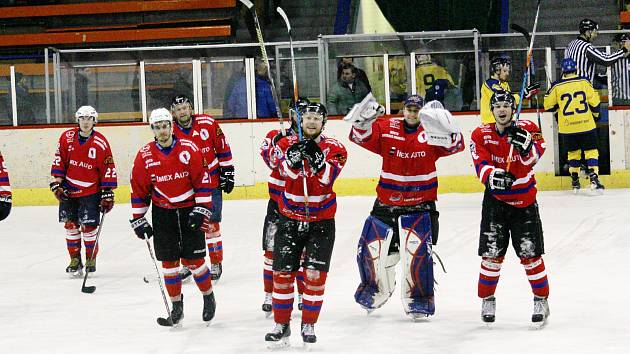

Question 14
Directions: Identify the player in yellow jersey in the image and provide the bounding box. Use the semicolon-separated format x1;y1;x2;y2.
480;56;539;124
544;58;603;192
415;53;455;99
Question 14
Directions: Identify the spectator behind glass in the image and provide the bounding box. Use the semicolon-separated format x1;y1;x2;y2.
327;63;369;115
337;57;372;92
14;72;35;124
611;33;630;105
224;61;278;119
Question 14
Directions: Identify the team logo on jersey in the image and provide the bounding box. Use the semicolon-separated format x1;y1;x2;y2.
335;153;346;165
202;157;208;168
531;132;543;141
216;126;224;137
179;151;191;164
417;131;427;143
470;142;479;160
65;131;76;138
389;192;402;202
200;129;209;141
103;155;114;165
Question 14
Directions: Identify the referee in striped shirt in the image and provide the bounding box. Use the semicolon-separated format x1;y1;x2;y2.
565;19;630;83
612;33;630;105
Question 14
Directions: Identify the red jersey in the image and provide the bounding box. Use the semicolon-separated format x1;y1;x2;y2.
269;135;347;222
0;152;10;200
350;118;464;206
470;120;546;207
130;136;213;219
173;114;233;189
51;128;117;198
260;128;296;202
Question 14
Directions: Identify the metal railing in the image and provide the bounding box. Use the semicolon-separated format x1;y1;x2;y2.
0;29;628;126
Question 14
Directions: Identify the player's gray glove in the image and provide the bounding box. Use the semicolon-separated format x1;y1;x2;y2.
343;93;385;130
487;168;515;191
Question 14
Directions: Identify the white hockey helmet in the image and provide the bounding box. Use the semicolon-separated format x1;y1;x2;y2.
75;105;98;123
149;108;173;126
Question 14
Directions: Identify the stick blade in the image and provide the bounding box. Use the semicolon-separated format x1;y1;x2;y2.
238;0;254;9
81;285;96;294
510;23;531;41
276;7;291;31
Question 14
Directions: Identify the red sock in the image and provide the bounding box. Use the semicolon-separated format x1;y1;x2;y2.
478;257;503;298
182;258;212;293
64;221;81;257
302;270;327;324
263;251;273;294
273;271;296;324
206;222;223;264
81;225;99;260
521;256;549;298
296;266;305;295
162;260;182;298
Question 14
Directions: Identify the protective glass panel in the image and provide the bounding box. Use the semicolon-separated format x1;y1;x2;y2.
277;45;320;110
0;74;11;126
145;62;193;114
202;59;246;119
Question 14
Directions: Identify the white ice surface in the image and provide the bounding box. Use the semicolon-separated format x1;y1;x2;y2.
1;190;629;354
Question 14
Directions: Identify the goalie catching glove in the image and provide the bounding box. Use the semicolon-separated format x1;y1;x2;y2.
343;92;385;130
419;100;461;147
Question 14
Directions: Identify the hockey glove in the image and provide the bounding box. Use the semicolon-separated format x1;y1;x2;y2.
506;125;533;155
219;166;235;194
49;181;69;202
487;168;516;191
0;195;11;221
188;206;212;232
301;139;326;173
524;83;541;99
130;216;153;240
344;93;384;130
285;143;304;169
100;189;115;213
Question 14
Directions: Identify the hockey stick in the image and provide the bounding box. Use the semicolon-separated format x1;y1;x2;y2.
507;0;541;172
239;0;285;133
511;22;542;130
144;235;173;326
277;6;310;219
81;211;106;294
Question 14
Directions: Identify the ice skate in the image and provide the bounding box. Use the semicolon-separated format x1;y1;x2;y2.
157;295;184;327
210;263;222;282
481;296;496;324
405;296;435;320
179;266;192;282
588;171;604;195
262;292;273;318
570;173;580;194
66;257;83;277
202;292;216;324
300;322;316;346
85;258;96;273
531;296;550;328
265;323;291;349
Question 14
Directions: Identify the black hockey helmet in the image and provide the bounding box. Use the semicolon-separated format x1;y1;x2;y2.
579;18;599;34
490;56;511;74
170;95;192;110
614;33;630;43
289;96;311;112
490;90;515;110
301;102;328;124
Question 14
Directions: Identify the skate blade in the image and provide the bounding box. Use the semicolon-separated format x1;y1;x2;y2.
68;269;84;278
530;320;548;330
301;342;314;351
407;313;432;322
204;320;212;327
264;310;273;319
266;338;291;350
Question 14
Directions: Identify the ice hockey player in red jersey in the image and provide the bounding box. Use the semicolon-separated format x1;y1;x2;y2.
262;102;347;347
470;90;550;326
259;98;309;317
0;150;11;221
50;106;117;276
130;108;216;326
346;93;464;320
170;95;234;282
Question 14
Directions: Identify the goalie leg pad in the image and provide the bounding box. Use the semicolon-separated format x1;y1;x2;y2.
399;212;435;316
354;215;397;310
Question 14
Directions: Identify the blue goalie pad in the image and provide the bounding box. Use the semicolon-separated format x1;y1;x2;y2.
354;216;396;310
399;212;435;316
